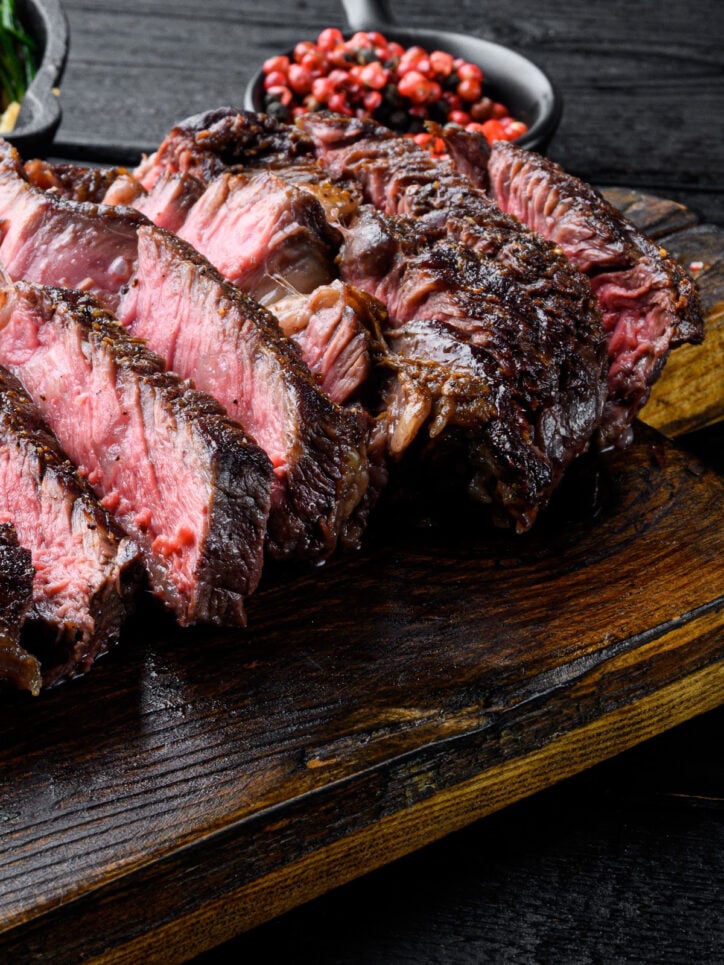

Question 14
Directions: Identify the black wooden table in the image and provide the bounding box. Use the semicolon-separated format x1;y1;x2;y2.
52;1;723;962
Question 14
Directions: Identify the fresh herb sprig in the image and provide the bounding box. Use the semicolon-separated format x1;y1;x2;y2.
0;0;36;108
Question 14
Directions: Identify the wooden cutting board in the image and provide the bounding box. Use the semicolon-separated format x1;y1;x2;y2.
0;194;722;964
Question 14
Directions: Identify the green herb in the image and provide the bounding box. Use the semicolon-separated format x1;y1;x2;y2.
0;0;36;108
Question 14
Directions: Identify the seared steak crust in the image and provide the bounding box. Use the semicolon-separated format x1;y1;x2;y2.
135;107;311;189
298;114;603;375
486;141;705;446
340;206;604;530
0;283;273;626
0;522;41;695
24;159;125;203
0;366;141;684
121;227;370;559
0;138;369;561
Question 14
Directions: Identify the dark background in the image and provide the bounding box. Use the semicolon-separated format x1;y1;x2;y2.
54;1;723;961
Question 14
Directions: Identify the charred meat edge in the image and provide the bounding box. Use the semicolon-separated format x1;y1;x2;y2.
0;139;370;561
0;282;273;626
0;365;142;686
484;140;705;446
0;521;40;695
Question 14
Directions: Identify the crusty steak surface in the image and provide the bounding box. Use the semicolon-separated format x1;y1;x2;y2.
339;205;606;530
0;138;370;561
0;366;141;685
0;521;41;695
118;227;370;558
485;141;705;447
0;283;272;626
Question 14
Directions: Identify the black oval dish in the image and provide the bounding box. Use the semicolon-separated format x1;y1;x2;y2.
5;0;68;156
244;0;562;152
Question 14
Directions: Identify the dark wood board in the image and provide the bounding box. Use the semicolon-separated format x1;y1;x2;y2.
0;418;722;962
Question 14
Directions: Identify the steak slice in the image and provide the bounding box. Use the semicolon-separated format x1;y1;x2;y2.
0;138;370;561
299;114;603;386
265;281;372;404
0;283;272;626
134;107;313;190
485;141;705;447
24;158;125;203
119;227;370;558
0;522;41;695
0;366;140;685
132;141;372;404
174;169;339;304
108;169;205;233
108;167;370;406
0;142;141;315
25;158;367;402
339;206;605;531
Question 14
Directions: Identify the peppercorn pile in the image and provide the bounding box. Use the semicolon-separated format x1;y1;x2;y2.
261;28;528;150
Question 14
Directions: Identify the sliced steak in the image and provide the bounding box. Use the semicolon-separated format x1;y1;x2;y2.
0;522;41;695
340;206;605;530
174;168;339;303
134;107;312;190
108;169;205;233
24;158;125;203
25;157;369;403
119;227;370;557
118;167;370;405
0;283;272;625
142;111;606;527
0;141;141;314
133;107;362;225
0;139;370;561
0;366;140;685
485;141;705;447
299;114;604;390
269;281;372;404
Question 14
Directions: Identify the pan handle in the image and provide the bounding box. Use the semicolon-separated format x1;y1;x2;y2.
340;0;397;31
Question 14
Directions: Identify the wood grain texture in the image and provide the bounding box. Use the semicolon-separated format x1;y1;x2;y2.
195;706;723;965
0;425;722;961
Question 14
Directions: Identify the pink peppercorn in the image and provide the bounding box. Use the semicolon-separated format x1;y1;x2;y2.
259;27;529;146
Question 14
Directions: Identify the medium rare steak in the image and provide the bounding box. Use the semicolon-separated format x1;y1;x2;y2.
0;366;140;684
119;227;370;557
26;113;375;407
110;169;205;233
133;107;361;225
0;142;141;315
103;165;371;407
340;206;606;530
134;136;373;404
0;522;41;695
134;110;607;528
0;283;273;626
299;114;604;393
0;139;370;561
485;141;704;447
272;281;373;404
174;169;339;303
